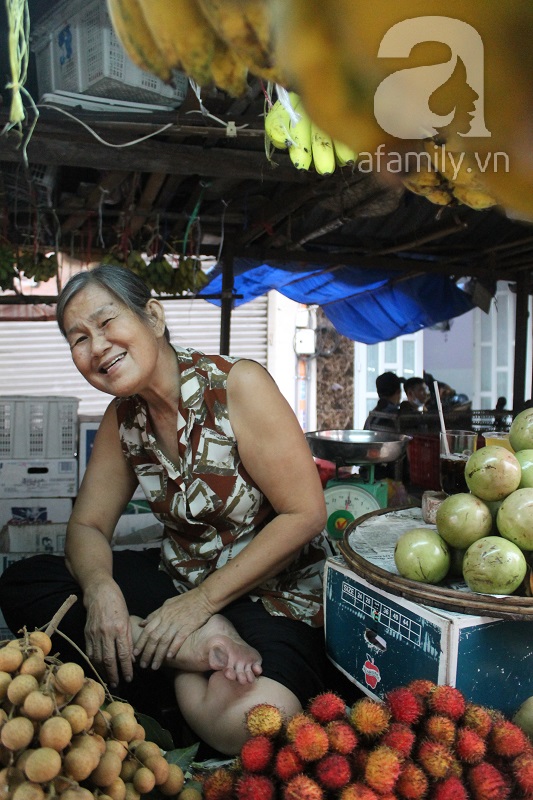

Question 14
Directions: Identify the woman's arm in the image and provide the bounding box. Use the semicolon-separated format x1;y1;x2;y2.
66;402;138;686
134;360;327;667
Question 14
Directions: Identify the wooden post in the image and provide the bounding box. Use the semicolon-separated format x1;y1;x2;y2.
513;273;529;412
219;246;234;355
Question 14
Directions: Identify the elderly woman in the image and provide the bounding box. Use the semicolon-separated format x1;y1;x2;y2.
0;265;329;755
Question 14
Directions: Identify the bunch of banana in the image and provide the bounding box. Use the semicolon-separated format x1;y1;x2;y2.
264;98;294;151
401;161;454;207
425;140;499;211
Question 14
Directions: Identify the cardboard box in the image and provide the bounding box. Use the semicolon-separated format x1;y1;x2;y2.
0;498;72;528
325;557;533;718
0;524;67;554
79;418;143;499
0;460;78;498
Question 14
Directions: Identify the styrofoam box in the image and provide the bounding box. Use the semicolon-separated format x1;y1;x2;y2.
325;557;533;718
0;460;78;498
0;395;79;459
0;524;67;554
30;0;188;107
79;417;143;500
0;498;72;528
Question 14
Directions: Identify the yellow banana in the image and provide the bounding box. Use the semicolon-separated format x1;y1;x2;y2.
401;164;442;197
424;187;455;207
210;38;249;97
196;0;271;75
137;0;216;86
333;139;357;168
452;185;499;210
106;0;171;82
311;123;336;175
264;99;294;150
288;93;313;171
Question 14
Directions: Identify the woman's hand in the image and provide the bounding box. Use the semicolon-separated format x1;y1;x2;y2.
133;587;213;670
84;581;133;688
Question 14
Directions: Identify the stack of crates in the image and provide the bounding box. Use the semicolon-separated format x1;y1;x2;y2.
0;396;79;637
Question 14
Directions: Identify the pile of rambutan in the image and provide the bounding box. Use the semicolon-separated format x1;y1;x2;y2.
200;682;533;800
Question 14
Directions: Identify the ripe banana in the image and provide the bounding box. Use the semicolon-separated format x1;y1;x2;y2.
210;38;249;97
136;0;216;86
264;99;294;150
333;139;357;168
106;0;171;82
452;185;498;210
196;0;271;75
288;93;313;170
311;123;336;175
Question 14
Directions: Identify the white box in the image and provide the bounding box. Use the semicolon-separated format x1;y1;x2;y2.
0;524;67;554
0;395;79;459
78;418;143;500
31;0;188;107
0;460;78;498
0;498;72;528
325;557;533;719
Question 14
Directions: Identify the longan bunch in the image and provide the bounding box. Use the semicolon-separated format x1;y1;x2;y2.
0;631;185;800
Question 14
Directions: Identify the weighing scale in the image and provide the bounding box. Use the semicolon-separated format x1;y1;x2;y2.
306;430;412;547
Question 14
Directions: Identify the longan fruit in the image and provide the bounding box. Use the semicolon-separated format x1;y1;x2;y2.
74;680;104;717
0;709;8;730
131;741;161;763
105;702;134;719
105;740;128;762
123;782;140;800
111;713;137;743
63;748;99;782
1;717;35;751
142;755;169;786
0;767;24;800
92;709;112;738
71;733;103;761
39;716;72;751
132;724;145;742
0;672;11;701
132;767;155;795
90;751;123;788
19;655;46;681
119;760;137;783
7;675;39;706
0;646;23;673
57;788;94;800
12;780;45;800
14;751;35;774
61;704;88;735
104;777;126;800
22;690;54;721
27;632;52;657
177;788;201;800
54;664;85;697
159;764;185;797
24;747;62;783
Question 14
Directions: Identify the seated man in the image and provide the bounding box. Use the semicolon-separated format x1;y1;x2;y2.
364;371;403;428
400;377;431;414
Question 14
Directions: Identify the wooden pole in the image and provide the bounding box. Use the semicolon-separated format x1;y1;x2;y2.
513;273;529;412
219;246;234;355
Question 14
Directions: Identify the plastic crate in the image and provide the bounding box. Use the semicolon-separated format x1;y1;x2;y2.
30;0;188;107
0;396;79;459
407;433;441;491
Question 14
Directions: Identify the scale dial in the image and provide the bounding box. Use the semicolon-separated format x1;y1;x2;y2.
323;484;380;540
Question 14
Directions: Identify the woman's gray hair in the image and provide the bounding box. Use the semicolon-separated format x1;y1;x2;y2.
56;264;170;341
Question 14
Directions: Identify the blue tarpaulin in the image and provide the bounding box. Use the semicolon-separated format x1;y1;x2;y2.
199;259;476;344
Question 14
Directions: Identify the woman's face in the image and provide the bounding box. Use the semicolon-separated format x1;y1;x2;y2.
63;284;163;396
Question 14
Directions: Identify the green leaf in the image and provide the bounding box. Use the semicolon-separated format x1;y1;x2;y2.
135;712;175;751
165;742;200;770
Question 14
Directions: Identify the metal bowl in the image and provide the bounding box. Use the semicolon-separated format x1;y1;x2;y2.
306;429;412;465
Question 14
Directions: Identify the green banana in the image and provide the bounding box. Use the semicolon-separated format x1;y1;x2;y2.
264;99;294;150
311;123;336;175
288;92;313;171
333;138;358;168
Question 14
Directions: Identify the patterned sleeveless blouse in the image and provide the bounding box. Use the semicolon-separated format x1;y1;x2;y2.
114;345;328;627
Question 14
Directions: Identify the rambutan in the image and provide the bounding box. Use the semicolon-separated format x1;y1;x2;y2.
424;714;457;746
202;768;235;800
245;703;283;738
428;685;466;720
285;712;314;742
315;753;351;790
339;782;379;800
407;678;436;699
350;697;391;738
236;773;275;800
386;687;424;725
467;761;511;800
417;739;455;780
512;751;533;794
352;745;370;777
364;745;402;794
308;691;346;723
455;726;486;764
395;760;429;800
283;774;324;800
239;735;273;773
490;719;530;758
463;704;494;739
274;744;304;782
382;722;416;758
293;721;330;762
432;776;469;800
326;719;358;754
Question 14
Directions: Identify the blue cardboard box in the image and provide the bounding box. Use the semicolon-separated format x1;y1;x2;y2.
325;557;533;718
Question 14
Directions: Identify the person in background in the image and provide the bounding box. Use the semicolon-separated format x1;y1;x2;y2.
495;396;507;412
366;371;403;417
0;264;329;757
399;377;431;414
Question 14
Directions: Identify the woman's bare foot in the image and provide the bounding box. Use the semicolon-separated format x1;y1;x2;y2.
130;614;262;684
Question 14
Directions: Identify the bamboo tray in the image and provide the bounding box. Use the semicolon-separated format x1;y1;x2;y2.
338;505;533;621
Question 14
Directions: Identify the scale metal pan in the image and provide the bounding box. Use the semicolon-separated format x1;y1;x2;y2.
305;429;412;465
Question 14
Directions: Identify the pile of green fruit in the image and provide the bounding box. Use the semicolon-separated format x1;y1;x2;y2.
395;407;533;595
